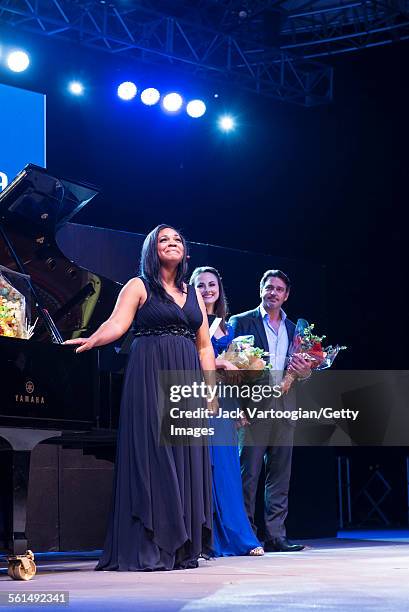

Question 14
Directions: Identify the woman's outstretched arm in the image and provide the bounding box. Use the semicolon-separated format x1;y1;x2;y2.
64;277;146;353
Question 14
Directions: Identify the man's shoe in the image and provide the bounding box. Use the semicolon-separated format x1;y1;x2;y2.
264;537;305;552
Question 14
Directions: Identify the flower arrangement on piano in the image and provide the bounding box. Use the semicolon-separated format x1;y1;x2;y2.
0;271;36;339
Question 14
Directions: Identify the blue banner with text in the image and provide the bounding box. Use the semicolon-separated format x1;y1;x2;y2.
0;83;46;192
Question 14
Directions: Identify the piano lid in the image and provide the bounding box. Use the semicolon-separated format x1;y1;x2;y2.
0;165;120;343
0;164;99;233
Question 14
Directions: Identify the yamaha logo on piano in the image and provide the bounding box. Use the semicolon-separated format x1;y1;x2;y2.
15;380;46;405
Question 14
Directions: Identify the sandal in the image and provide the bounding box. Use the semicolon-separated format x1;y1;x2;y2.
248;546;264;556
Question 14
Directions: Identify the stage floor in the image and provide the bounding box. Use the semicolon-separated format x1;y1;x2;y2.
1;537;409;611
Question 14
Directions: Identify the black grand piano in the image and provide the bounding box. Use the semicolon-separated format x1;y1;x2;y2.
0;165;124;574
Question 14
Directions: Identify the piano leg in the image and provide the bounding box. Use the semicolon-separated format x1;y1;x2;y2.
5;453;37;579
0;428;61;555
9;450;31;555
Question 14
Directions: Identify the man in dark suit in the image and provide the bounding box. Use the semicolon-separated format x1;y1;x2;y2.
229;269;311;552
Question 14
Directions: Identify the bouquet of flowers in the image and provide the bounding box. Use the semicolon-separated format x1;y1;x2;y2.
219;335;271;378
0;271;36;339
281;319;346;394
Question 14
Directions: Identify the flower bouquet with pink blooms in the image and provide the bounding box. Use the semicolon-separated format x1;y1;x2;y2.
281;319;346;394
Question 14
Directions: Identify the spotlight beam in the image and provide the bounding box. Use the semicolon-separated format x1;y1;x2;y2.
117;81;137;100
186;99;206;118
218;115;235;132
162;92;183;112
7;50;30;72
141;88;160;106
68;81;84;95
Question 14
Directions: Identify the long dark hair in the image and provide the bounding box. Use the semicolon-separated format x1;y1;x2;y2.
189;266;228;333
139;224;189;303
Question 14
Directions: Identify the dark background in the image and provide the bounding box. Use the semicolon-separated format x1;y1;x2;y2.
0;25;407;368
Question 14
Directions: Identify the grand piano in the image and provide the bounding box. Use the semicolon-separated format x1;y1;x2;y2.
0;165;124;573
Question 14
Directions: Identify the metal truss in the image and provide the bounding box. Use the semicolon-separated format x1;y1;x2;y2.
199;1;409;57
280;0;409;58
0;0;332;106
0;1;407;105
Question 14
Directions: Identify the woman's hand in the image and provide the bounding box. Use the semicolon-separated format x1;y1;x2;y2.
63;337;96;353
215;358;238;370
215;359;242;385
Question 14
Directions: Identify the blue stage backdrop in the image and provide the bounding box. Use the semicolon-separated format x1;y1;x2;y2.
0;83;46;192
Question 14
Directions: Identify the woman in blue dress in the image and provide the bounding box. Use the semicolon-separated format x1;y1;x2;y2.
190;266;264;557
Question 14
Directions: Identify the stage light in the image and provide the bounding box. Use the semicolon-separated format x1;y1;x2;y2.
7;50;30;73
218;115;235;132
141;88;160;106
68;81;84;96
117;81;137;101
186;99;206;118
162;93;183;113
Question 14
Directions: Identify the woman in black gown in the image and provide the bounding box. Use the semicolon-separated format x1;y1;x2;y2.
64;225;215;571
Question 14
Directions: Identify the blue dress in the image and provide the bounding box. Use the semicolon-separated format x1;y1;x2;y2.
209;318;261;556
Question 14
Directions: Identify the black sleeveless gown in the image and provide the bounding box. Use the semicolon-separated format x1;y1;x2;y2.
95;279;213;571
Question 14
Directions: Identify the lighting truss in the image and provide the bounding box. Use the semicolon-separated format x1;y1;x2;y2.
0;0;332;106
280;0;409;58
0;1;407;105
